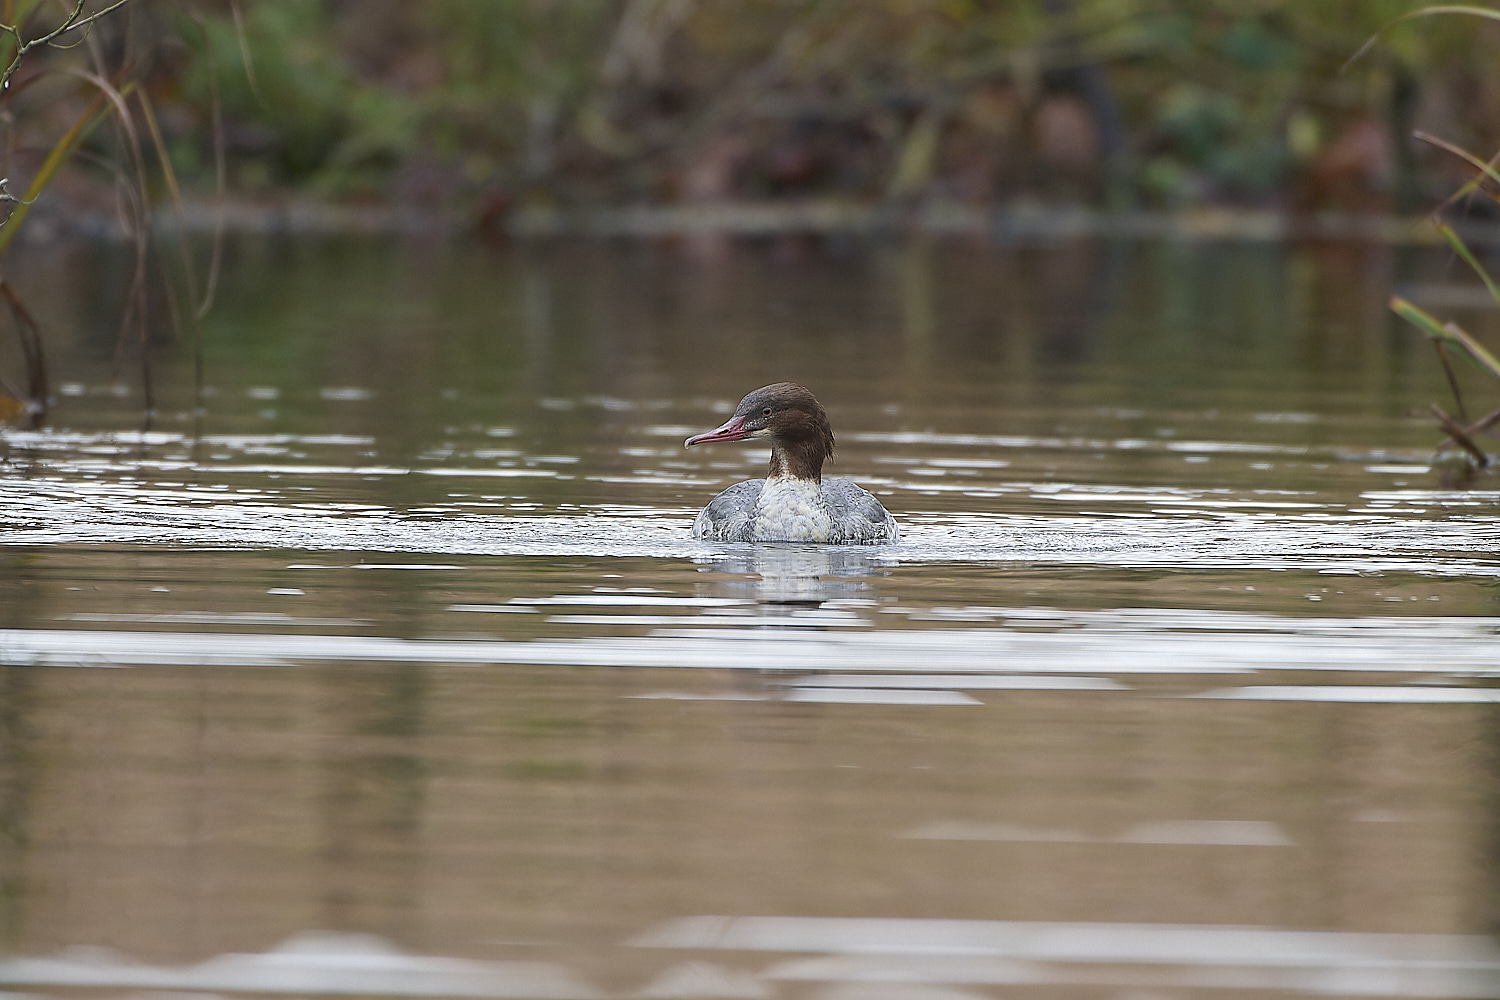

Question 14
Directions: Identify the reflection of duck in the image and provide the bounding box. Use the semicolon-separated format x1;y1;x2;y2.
695;544;895;604
685;383;899;544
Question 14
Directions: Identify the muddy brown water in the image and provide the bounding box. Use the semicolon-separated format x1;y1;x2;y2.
2;235;1500;999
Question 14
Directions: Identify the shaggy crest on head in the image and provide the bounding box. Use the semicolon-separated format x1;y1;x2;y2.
684;382;898;544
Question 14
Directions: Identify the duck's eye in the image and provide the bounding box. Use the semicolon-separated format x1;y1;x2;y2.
762;406;773;416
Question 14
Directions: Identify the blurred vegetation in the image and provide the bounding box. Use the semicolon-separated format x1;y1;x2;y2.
7;0;1500;225
10;1;1500;437
1365;6;1500;482
0;0;142;426
0;0;219;426
157;0;1495;217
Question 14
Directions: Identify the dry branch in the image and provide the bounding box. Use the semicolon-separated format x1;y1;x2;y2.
1430;404;1490;466
0;0;135;91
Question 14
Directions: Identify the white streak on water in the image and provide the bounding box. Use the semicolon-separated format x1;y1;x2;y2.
784;688;981;706
902;820;1292;846
631;916;1500;998
545;614;870;627
628;687;987;706
5;612;1500;676
0;931;597;998
507;595;749;607
630;913;1500;963
1188;685;1500;703
56;612;371;627
2;920;1493;998
786;674;1124;690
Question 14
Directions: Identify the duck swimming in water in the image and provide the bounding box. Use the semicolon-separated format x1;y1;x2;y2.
684;382;899;544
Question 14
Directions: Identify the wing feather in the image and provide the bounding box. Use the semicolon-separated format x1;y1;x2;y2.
693;479;764;541
822;478;900;543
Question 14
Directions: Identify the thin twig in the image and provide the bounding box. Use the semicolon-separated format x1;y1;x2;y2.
136;88;199;306
71;69;153;414
0;177;31;203
1433;404;1500;454
1415;131;1500;207
1467;405;1500;438
227;0;265;110
1431;403;1489;466
1344;6;1500;74
193;10;225;320
0;0;135;91
1434;341;1468;422
76;31;157;421
0;278;47;427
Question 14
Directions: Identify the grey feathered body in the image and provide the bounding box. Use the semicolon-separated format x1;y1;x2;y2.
692;475;899;544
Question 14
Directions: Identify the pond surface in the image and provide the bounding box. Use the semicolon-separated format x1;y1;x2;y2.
2;234;1500;999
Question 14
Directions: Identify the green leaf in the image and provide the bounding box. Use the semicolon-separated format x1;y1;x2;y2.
1437;225;1500;306
1390;295;1500;382
1391;295;1450;339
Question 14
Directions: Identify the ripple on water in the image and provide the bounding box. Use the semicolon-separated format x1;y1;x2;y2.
2;474;1499;575
6;606;1499;676
3;420;1499;578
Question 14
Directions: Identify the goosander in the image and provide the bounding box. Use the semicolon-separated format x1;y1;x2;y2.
684;382;899;544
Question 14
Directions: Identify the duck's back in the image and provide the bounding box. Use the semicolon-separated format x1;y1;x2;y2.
693;477;898;544
693;479;764;542
821;477;900;543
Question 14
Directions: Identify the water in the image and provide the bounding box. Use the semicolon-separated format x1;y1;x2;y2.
2;235;1500;999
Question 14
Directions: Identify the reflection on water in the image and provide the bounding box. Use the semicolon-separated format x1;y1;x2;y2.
0;932;601;998
634;916;1500;997
693;546;894;604
3;921;1498;997
2;236;1500;997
